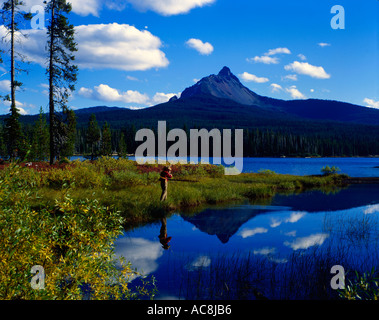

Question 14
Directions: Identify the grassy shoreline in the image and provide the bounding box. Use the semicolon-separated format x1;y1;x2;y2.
3;157;349;228
1;157;375;300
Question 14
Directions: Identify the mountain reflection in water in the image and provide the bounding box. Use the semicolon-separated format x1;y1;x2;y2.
115;184;379;300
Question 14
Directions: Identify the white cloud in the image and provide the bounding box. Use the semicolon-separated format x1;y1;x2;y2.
282;74;298;81
284;233;329;250
284;61;331;79
1;0;102;17
318;42;331;47
265;47;291;56
189;255;211;269
152;92;181;105
79;84;179;106
286;85;306;99
297;54;307;61
253;247;276;256
0;99;31;115
239;227;268;238
115;237;163;278
269;211;306;228
270;83;283;93
126;75;139;81
247;56;279;64
0;80;10;92
286;212;307;223
239;72;269;83
79;84;150;104
186;38;214;55
0;23;169;72
363;98;379;109
2;0;215;17
364;204;379;214
126;0;216;16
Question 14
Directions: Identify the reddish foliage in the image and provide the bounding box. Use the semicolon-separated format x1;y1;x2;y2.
0;160;75;172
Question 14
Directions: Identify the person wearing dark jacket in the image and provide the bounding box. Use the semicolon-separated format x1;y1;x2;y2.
160;166;172;201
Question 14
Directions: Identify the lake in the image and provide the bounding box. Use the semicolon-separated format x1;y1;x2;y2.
70;156;379;177
115;183;379;300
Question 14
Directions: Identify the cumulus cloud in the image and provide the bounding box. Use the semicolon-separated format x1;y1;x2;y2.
1;0;216;17
239;227;268;238
284;61;331;79
364;204;379;214
282;74;298;81
286;85;306;99
363;98;379;109
188;255;211;270
79;84;150;105
318;42;331;47
126;0;216;16
270;83;283;93
0;0;103;17
239;72;269;83
0;80;11;92
253;247;276;256
270;212;307;228
247;47;291;65
152;92;181;105
186;38;214;55
0;23;169;72
265;47;291;56
297;54;307;61
284;233;329;250
247;56;279;64
115;237;163;278
79;84;179;106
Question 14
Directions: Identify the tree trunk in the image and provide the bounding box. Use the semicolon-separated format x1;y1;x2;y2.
49;1;55;165
10;0;15;110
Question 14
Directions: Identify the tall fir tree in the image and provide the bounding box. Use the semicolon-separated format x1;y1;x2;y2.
30;107;50;161
86;113;100;160
45;0;78;164
100;121;112;156
117;132;128;159
60;108;76;158
1;0;31;159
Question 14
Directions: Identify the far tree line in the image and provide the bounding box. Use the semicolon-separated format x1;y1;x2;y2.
0;0;77;165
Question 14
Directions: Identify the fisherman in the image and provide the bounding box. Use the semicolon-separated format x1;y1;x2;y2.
158;217;172;250
160;166;173;201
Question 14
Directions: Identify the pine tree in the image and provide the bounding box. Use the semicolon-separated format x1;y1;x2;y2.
60;109;76;158
117;132;127;158
30;107;49;161
86;113;100;160
100;121;112;156
45;0;78;165
1;0;31;159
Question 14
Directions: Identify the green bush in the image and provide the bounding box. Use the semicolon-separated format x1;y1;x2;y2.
321;166;341;176
0;165;156;300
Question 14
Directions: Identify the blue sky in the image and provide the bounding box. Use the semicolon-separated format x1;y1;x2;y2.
0;0;378;115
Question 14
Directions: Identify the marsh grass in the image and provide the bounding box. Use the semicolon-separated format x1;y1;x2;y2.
174;239;379;300
12;157;347;227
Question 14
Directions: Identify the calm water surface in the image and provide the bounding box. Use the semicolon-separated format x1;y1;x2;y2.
115;184;379;300
71;156;379;177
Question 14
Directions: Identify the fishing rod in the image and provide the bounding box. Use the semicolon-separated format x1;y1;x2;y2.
169;179;199;183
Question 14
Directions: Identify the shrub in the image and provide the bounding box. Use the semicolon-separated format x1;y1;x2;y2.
0;165;156;300
321;166;341;176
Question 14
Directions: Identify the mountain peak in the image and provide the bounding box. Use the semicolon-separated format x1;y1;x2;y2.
180;66;262;106
218;66;232;77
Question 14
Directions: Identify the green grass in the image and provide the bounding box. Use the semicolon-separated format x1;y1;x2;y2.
8;157;348;228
